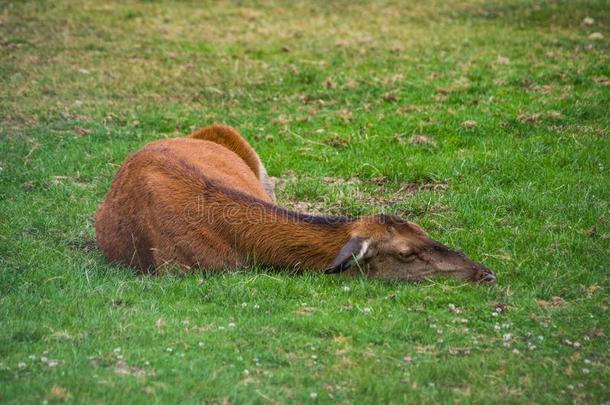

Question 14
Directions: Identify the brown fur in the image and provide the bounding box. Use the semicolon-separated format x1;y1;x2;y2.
96;125;495;283
189;124;275;201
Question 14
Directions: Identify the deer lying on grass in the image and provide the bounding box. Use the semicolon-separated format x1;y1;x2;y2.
96;125;496;283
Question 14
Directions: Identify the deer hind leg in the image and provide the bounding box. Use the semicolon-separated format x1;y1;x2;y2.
188;124;276;202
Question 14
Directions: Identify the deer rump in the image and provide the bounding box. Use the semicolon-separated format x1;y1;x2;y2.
96;125;496;283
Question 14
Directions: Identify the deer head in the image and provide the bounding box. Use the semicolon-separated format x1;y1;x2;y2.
326;215;496;283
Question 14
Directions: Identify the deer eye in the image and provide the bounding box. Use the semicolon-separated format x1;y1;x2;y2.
398;250;416;261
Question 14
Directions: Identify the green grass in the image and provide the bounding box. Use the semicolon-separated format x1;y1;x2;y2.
1;0;609;403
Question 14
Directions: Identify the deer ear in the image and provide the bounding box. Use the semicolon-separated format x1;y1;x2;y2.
326;237;372;274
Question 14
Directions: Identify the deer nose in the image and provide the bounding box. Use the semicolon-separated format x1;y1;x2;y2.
476;267;496;283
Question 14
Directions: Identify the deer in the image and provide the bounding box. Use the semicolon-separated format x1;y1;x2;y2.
95;124;496;283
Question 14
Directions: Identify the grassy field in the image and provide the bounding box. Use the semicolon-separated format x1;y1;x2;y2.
1;0;609;403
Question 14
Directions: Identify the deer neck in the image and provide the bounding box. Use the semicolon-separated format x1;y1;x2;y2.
202;189;356;270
